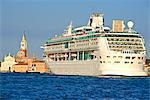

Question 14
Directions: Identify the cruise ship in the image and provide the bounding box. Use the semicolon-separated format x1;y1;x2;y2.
41;13;147;76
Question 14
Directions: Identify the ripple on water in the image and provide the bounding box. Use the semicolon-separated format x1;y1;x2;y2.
0;73;150;99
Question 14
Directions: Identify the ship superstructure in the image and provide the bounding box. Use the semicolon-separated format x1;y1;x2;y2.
41;13;147;76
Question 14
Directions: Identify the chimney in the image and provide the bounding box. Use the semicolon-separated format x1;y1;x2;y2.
112;20;124;32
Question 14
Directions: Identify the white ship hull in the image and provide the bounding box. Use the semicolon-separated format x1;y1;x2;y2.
46;60;147;76
46;60;100;76
100;64;147;76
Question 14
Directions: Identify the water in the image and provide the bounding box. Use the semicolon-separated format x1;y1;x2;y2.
0;73;150;100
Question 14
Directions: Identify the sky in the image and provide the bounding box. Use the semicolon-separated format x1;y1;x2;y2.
0;0;150;60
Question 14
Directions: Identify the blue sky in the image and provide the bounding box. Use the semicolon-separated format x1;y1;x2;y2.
0;0;150;60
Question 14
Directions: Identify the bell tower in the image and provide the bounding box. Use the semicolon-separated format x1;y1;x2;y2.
15;32;28;63
20;33;28;57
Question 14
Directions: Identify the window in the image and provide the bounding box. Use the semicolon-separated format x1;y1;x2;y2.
114;61;120;63
64;42;69;48
142;57;143;60
125;57;130;59
107;56;110;58
32;64;36;66
113;56;116;58
138;57;140;59
132;57;135;59
131;62;133;64
125;61;129;64
138;62;142;64
118;56;122;58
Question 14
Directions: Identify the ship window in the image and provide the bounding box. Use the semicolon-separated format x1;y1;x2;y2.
142;57;143;60
132;57;135;59
103;61;105;63
114;61;120;63
131;62;133;64
125;61;129;64
76;30;82;32
65;42;69;48
107;56;110;58
138;57;140;59
113;56;116;58
85;29;92;31
99;56;101;59
125;57;130;59
100;61;102;63
118;56;122;58
138;62;142;64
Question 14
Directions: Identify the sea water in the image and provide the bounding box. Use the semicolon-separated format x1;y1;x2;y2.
0;73;149;100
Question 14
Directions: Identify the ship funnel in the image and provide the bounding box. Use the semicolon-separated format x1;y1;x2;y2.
112;20;125;32
87;13;104;31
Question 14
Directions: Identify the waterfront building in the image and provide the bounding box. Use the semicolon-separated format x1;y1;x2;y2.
12;57;48;73
12;33;48;73
0;53;16;72
12;63;28;72
28;60;48;73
